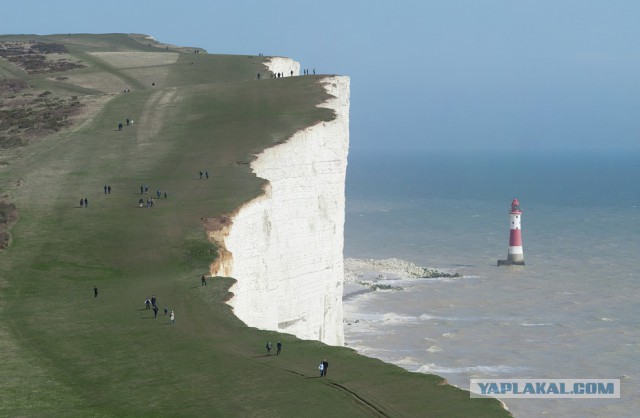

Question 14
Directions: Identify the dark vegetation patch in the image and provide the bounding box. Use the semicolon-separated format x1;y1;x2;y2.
0;79;83;149
0;41;86;74
0;78;27;93
0;199;18;251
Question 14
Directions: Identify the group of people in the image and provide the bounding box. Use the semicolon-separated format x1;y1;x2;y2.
103;185;112;194
267;69;316;79
144;295;174;322
319;359;329;377
265;340;283;356
265;340;329;377
139;197;155;208
117;117;134;131
199;171;209;179
79;197;88;207
139;185;167;208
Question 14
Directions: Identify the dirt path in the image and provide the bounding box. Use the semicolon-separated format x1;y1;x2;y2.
135;87;179;152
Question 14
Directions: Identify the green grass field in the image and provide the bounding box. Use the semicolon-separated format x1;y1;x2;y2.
0;34;510;417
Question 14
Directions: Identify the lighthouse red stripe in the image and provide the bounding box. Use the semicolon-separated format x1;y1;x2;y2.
509;229;522;246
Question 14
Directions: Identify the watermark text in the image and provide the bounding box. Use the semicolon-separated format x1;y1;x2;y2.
470;379;620;399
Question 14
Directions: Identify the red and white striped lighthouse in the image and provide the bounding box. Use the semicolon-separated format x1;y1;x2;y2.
497;198;525;266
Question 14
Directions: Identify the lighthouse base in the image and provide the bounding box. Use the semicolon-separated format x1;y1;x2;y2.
497;259;525;267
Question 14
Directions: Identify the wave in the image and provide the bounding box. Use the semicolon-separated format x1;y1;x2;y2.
520;322;554;327
426;345;442;353
348;312;483;325
395;357;420;366
344;311;418;326
417;363;529;375
382;312;418;324
344;257;462;283
419;313;478;322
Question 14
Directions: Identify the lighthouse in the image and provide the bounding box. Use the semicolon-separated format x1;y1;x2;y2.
497;198;525;266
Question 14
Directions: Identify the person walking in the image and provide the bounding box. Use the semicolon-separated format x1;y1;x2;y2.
205;171;209;179
322;359;329;377
84;198;88;207
153;304;159;318
319;361;324;377
170;310;175;324
151;295;156;307
107;185;111;194
201;275;207;286
94;286;98;298
266;341;272;355
145;298;151;310
104;185;108;194
199;171;203;179
277;341;282;355
80;199;84;207
164;306;168;315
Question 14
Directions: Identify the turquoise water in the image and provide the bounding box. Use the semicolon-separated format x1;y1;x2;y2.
343;150;640;417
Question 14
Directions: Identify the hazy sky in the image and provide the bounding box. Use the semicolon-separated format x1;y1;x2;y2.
4;1;640;154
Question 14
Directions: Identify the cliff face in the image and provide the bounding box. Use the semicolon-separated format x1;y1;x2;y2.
265;57;300;76
211;71;349;346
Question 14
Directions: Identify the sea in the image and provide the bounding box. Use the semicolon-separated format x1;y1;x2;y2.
342;149;639;418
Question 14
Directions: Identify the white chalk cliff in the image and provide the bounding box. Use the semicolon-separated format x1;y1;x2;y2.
210;61;349;346
265;57;301;76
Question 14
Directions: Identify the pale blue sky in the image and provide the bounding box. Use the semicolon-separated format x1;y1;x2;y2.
4;1;640;154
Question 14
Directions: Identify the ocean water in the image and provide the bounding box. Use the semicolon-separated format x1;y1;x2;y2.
342;150;640;417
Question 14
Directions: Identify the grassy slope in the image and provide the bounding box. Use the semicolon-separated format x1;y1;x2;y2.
0;34;509;417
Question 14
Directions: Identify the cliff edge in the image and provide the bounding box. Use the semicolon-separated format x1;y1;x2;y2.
211;67;349;346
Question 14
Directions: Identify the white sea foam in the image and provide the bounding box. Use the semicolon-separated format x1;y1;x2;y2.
426;345;442;353
382;312;417;324
396;357;420;366
419;313;477;322
344;257;461;283
417;363;529;375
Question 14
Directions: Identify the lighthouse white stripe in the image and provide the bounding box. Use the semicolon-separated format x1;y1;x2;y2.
509;246;523;254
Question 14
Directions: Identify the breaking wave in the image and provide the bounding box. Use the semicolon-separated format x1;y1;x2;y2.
417;363;529;375
344;257;462;283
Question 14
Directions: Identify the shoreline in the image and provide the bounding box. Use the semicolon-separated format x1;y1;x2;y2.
343;256;512;414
